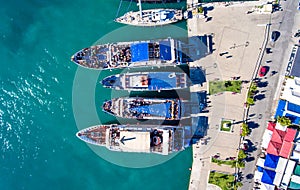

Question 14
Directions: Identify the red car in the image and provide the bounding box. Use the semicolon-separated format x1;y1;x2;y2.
259;66;267;77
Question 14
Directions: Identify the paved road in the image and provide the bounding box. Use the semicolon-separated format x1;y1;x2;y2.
240;1;300;189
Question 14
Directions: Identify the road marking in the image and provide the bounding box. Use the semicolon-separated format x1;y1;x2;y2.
257;24;267;26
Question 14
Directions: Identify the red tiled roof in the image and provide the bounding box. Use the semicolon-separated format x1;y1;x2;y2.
284;128;297;142
279;141;294;158
270;129;286;144
267;122;276;131
267;141;282;156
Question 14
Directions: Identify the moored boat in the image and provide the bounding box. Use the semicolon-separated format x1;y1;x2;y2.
115;0;183;27
76;124;194;155
70;38;184;70
115;8;183;27
101;71;188;91
102;97;189;120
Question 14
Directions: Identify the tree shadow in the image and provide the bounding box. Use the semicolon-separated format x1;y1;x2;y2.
257;81;268;88
271;31;281;42
246;173;254;180
245;156;255;162
249;113;256;117
254;94;266;101
232;120;244;125
203;6;214;16
206;17;212;22
247;121;259;130
244;139;257;153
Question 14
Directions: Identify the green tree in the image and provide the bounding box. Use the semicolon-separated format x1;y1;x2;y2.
237;160;245;168
247;97;255;105
198;6;204;13
250;82;257;92
241;123;250;137
238;150;247;160
277;116;292;126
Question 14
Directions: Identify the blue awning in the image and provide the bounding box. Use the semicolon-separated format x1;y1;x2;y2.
287;102;300;114
291;48;300;78
148;72;176;90
130;102;172;118
261;169;276;185
264;154;279;169
275;100;286;119
285;113;300;125
159;40;172;61
131;43;149;62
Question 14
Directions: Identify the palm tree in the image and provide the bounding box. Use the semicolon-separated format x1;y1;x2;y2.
277;116;291;126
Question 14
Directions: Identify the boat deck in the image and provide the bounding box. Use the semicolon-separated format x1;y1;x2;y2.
102;98;181;120
115;9;183;26
76;124;193;155
71;38;182;70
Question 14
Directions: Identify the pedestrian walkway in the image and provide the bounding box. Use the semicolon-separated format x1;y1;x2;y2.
187;1;271;189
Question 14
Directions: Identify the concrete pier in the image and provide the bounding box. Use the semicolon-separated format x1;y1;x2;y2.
186;0;271;189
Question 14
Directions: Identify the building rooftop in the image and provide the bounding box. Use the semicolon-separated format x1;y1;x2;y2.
281;77;300;105
290;47;300;78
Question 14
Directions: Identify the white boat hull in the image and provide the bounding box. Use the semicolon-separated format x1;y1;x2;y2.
115;9;183;26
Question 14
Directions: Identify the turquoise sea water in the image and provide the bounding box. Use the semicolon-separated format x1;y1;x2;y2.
0;0;193;189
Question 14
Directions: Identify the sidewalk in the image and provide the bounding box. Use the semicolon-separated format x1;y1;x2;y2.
187;1;271;189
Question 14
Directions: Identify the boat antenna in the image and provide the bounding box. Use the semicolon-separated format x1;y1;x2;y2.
115;0;124;18
138;0;142;18
126;0;133;12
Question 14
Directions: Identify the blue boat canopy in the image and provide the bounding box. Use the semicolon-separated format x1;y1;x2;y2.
129;102;172;118
148;72;176;90
159;40;172;61
131;43;149;62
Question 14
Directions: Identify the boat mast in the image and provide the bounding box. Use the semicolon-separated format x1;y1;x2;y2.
138;0;143;18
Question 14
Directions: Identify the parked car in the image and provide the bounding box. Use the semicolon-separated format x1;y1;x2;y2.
259;66;267;77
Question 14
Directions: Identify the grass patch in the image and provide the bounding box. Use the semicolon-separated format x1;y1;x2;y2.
221;120;232;132
209;80;241;95
211;157;236;167
209;171;241;190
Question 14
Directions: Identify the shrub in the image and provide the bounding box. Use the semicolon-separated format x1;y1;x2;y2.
241;123;250;137
277;116;292;126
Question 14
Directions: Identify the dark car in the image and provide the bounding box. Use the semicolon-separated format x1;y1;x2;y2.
259;66;267;77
